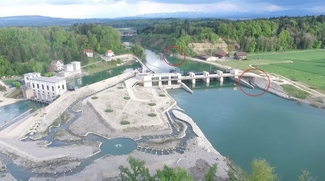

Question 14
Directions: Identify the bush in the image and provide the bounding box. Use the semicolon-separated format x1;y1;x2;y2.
159;94;166;97
105;109;113;113
13;81;21;89
148;113;157;117
120;120;130;125
118;87;124;89
123;97;130;100
148;103;156;106
91;96;98;99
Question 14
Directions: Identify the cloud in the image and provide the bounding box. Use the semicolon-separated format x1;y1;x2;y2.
304;6;325;13
0;0;305;18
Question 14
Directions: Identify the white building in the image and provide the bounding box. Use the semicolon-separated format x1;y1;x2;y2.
105;50;115;57
64;64;74;72
49;60;64;72
24;72;41;88
23;73;66;102
82;49;94;57
71;61;81;71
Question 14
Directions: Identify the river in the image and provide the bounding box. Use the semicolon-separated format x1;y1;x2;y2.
145;49;325;180
1;49;325;180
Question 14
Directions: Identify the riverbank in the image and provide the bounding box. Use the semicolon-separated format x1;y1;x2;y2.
181;55;325;109
0;97;26;108
0;69;232;180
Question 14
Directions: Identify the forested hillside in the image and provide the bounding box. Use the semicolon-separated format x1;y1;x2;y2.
132;15;325;55
0;23;126;77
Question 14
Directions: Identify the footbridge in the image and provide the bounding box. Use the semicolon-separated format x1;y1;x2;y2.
133;56;155;74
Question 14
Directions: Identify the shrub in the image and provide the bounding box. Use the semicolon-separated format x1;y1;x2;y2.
159;94;166;97
117;87;124;89
105;109;113;113
148;103;156;106
123;97;130;100
148;113;157;117
91;96;98;99
120;120;130;125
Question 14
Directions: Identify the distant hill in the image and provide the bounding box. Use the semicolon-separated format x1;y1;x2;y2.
0;15;134;27
0;10;323;27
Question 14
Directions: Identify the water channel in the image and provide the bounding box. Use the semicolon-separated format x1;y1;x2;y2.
0;49;324;180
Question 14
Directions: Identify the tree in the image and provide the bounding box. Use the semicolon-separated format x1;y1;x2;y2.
13;81;21;89
131;44;146;60
204;164;217;181
156;165;194;181
118;156;154;181
249;159;278;181
299;170;316;181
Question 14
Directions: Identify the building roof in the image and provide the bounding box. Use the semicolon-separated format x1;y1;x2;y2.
24;72;40;76
235;52;247;56
83;49;93;53
106;50;114;54
31;76;66;83
214;50;227;57
51;60;64;65
197;54;211;60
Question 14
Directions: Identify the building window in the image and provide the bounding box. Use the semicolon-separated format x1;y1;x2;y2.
58;85;60;89
37;84;39;89
32;83;35;88
62;85;65;90
42;85;44;90
52;86;54;91
47;85;49;90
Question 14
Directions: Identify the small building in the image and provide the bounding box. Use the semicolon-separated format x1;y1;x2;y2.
71;61;81;71
82;49;94;57
48;60;64;72
196;54;217;61
234;52;247;60
24;72;41;88
105;50;115;57
64;64;74;72
214;50;228;59
23;72;67;102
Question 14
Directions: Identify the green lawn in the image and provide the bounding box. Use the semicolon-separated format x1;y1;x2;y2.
281;84;309;99
218;59;289;70
3;79;17;85
82;61;117;74
219;49;325;92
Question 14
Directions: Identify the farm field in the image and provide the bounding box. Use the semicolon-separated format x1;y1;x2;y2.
219;49;325;93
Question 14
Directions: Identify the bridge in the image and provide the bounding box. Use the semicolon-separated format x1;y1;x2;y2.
133;56;155;74
131;55;260;92
134;69;259;88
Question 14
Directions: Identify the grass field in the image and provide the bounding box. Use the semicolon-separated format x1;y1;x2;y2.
219;49;325;93
281;84;309;99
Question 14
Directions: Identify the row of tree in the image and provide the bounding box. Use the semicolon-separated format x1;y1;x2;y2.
134;15;325;55
118;156;315;181
0;23;127;77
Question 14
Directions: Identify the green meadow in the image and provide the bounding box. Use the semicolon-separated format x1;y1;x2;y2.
220;49;325;93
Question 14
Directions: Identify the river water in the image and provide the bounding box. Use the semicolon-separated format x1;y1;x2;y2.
145;49;325;180
1;49;325;180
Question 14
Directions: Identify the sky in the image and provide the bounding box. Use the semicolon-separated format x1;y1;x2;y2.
0;0;324;18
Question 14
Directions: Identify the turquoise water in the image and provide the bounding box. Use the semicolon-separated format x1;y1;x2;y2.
67;63;139;88
145;49;325;180
100;138;137;155
0;101;44;125
168;82;325;180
